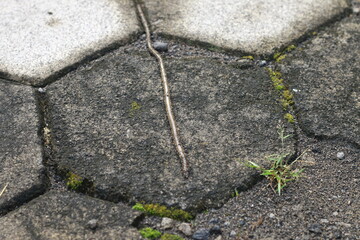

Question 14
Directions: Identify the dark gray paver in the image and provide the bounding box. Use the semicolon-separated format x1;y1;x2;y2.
144;0;348;55
0;0;139;85
47;50;294;210
0;191;143;240
281;15;360;146
0;80;46;215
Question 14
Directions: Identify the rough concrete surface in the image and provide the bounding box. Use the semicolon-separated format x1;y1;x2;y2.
281;15;360;146
0;80;46;215
0;0;139;85
0;191;143;240
46;49;294;211
144;0;349;55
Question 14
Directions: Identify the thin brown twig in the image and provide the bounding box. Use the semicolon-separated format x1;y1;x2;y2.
136;3;189;178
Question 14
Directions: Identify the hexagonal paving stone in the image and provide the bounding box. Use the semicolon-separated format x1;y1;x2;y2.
281;15;360;146
144;0;348;55
0;80;46;215
0;0;139;86
0;191;143;240
46;49;295;210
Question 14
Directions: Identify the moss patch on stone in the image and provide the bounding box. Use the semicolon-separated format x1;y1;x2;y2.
132;203;194;222
273;44;297;62
284;113;295;123
266;68;296;124
161;233;185;240
129;101;141;117
242;55;254;60
66;172;83;190
139;228;162;239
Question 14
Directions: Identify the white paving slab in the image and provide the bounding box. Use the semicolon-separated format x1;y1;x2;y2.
145;0;349;55
0;0;139;85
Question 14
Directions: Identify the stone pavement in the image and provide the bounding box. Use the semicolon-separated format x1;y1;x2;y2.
0;0;358;239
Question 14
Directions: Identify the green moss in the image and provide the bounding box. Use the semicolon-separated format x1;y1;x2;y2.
132;203;145;211
129;101;142;117
273;52;283;60
275;54;287;62
285;44;296;52
66;172;83;190
266;68;296;123
284;113;295;123
266;68;285;91
132;203;194;222
242;55;254;60
283;90;293;101
139;228;162;239
273;44;297;62
160;233;184;240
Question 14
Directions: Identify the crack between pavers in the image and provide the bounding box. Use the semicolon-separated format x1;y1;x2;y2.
144;6;353;61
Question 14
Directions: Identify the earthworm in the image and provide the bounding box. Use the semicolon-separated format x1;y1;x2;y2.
136;3;189;178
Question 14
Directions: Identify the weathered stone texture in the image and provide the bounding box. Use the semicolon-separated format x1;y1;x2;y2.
0;0;139;85
281;16;360;145
145;0;348;55
0;80;46;215
47;50;294;210
0;191;143;239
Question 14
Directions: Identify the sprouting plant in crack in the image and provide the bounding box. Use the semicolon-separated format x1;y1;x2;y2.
245;125;306;195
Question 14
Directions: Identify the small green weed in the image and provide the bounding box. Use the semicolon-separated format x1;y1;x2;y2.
245;126;306;195
139;228;162;239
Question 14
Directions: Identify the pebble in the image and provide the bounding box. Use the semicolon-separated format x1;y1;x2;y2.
209;218;219;224
269;213;275;218
352;0;360;13
229;230;237;237
161;217;174;229
214;236;222;240
308;223;322;234
336;222;351;228
192;229;210;240
320;219;329;224
333;231;342;239
239;220;246;226
336;152;345;160
86;219;98;230
37;87;46;93
153;41;169;52
258;60;267;67
209;225;222;235
223;221;230;227
332;211;339;216
179;222;192;236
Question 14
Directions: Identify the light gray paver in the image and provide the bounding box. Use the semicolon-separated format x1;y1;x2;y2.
281;15;360;146
0;191;143;240
0;80;46;214
0;0;139;85
46;49;295;210
145;0;349;55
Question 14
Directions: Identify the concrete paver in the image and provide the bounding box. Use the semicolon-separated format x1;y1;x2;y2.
0;191;143;240
281;15;360;145
46;49;295;210
0;80;46;215
0;0;139;86
145;0;349;55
